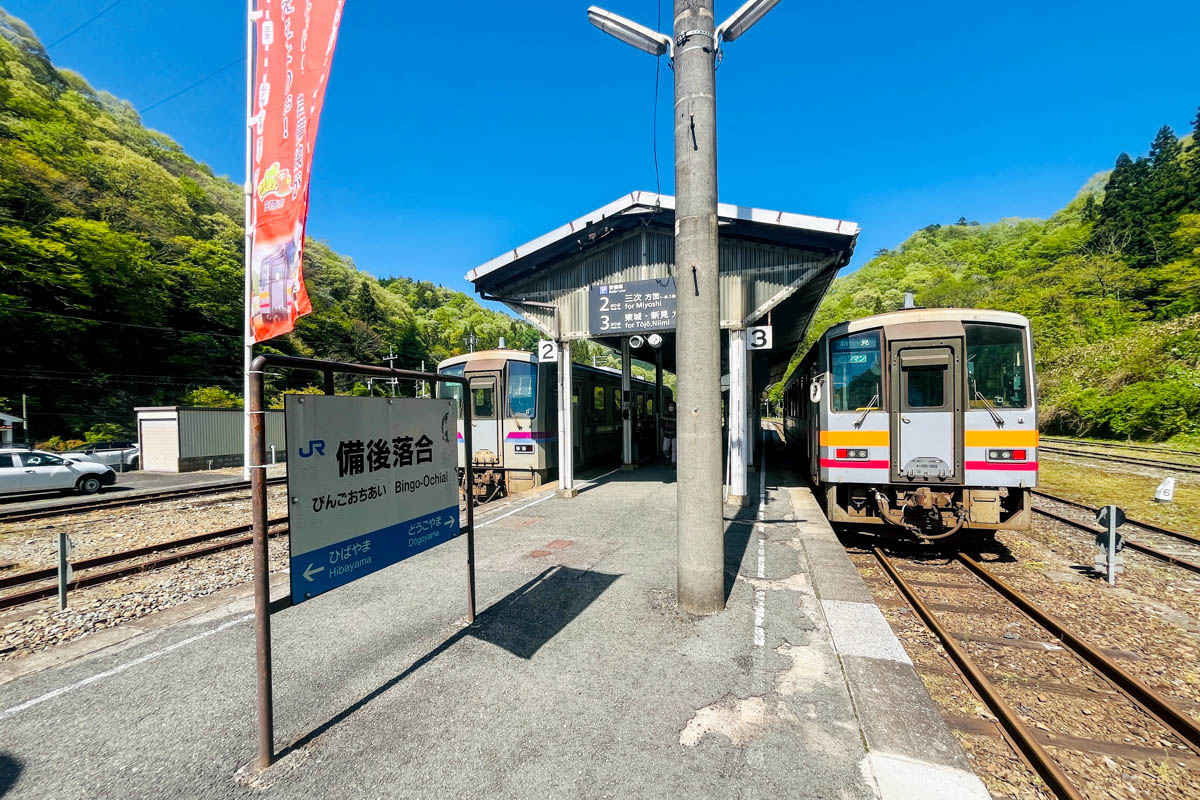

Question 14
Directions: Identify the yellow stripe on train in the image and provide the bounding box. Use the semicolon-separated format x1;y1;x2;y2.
963;430;1039;447
819;430;890;447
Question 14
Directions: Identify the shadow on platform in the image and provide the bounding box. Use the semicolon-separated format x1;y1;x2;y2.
280;565;620;759
0;753;22;798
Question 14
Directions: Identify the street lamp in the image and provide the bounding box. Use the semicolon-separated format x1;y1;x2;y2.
587;0;780;56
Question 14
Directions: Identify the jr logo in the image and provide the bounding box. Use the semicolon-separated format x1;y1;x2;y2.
298;440;326;458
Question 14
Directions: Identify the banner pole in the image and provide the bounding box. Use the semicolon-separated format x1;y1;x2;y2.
242;0;256;481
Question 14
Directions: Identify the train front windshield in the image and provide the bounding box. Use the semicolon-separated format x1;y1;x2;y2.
830;332;882;411
439;364;465;417
966;323;1029;409
508;361;537;416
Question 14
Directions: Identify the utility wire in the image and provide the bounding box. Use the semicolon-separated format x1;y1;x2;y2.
0;306;241;339
652;0;662;196
139;56;245;114
46;0;128;48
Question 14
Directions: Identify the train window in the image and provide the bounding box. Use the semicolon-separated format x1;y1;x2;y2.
473;386;495;419
593;385;605;422
830;331;881;412
612;388;621;420
965;324;1029;409
905;367;946;408
439;364;465;418
508;361;537;417
646;395;653;416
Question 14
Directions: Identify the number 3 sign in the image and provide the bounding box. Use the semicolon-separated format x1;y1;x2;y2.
746;326;772;350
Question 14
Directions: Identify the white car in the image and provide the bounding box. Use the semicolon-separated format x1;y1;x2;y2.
0;449;117;496
63;440;140;472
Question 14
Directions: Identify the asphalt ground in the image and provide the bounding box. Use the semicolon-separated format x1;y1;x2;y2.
0;447;968;798
0;465;289;513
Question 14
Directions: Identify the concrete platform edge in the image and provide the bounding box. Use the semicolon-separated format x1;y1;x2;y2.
783;480;990;800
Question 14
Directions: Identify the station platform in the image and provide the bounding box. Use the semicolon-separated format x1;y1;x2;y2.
0;443;987;799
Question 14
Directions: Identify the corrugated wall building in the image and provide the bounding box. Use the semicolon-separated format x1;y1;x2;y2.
135;407;285;472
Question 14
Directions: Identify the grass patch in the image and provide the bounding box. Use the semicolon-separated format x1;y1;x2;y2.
1036;457;1200;532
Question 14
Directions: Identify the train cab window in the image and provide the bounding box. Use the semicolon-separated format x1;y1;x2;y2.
966;323;1029;409
830;331;881;412
508;361;537;417
593;386;605;422
439;364;466;418
473;386;495;419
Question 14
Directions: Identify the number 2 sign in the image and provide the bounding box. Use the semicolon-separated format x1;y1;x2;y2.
537;340;558;362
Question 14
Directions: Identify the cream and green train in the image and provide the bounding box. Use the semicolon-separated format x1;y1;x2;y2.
438;349;672;498
782;308;1037;540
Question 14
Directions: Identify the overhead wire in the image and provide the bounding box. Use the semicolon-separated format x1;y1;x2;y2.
46;0;128;49
139;56;245;114
0;306;241;339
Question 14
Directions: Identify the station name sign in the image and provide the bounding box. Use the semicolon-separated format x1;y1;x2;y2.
588;277;677;336
285;395;460;604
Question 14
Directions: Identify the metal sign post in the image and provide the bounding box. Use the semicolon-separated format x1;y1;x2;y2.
57;531;73;611
1094;505;1125;585
247;354;475;770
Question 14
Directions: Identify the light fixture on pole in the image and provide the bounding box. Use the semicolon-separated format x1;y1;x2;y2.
715;0;782;43
586;7;673;57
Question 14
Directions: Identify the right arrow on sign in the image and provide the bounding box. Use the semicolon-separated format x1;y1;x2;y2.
303;563;325;582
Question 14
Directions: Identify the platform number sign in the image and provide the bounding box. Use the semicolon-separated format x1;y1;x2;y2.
747;326;773;350
537;340;558;362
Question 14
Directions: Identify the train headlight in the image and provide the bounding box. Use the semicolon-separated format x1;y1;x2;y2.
835;448;869;460
513;444;535;454
987;449;1027;462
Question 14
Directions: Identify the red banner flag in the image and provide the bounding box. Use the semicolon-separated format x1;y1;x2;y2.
248;0;345;342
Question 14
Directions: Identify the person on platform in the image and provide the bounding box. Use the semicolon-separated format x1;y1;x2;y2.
662;402;677;467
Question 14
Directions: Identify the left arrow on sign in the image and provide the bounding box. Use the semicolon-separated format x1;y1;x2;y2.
303;563;325;582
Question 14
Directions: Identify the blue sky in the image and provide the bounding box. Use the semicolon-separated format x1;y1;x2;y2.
8;0;1200;299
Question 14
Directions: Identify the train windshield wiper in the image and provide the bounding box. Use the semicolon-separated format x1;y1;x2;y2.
974;390;1005;427
854;394;879;428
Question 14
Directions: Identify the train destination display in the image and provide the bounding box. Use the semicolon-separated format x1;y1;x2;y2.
588;277;677;335
285;395;460;603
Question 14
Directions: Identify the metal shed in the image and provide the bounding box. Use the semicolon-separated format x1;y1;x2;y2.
0;412;23;446
466;190;860;504
135;407;285;472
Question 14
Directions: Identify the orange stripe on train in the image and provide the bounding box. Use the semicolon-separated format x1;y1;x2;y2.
963;430;1039;447
819;430;889;447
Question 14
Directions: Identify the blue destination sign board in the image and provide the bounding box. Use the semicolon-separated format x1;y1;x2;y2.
284;395;460;604
588;277;677;336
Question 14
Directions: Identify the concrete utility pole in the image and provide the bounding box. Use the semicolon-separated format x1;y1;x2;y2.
672;0;724;613
588;0;780;615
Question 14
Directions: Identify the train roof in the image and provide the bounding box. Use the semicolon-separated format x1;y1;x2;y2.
843;307;1030;334
437;350;658;384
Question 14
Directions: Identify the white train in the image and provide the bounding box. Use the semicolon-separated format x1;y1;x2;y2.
781;308;1037;540
438;349;672;498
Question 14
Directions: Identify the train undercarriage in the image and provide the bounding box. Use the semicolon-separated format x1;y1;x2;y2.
823;483;1032;540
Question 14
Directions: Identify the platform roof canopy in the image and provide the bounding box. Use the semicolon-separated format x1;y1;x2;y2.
467;191;860;385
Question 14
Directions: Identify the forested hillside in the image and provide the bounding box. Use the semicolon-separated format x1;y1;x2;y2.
773;112;1200;443
0;9;534;440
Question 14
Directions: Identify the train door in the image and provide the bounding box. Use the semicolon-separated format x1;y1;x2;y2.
469;372;501;461
888;339;963;483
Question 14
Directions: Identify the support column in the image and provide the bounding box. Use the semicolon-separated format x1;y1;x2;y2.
558;340;577;497
726;328;749;506
674;0;724;614
745;355;755;473
621;337;634;470
654;350;663;454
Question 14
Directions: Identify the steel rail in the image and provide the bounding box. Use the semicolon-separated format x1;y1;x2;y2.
958;553;1200;753
1032;507;1200;575
872;548;1085;800
1032;490;1200;547
0;477;287;525
0;523;291;611
1040;437;1200;459
0;517;290;592
1038;446;1200;475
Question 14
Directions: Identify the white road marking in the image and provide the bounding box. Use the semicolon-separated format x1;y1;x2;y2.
753;591;766;647
1;465;625;720
1;614;253;721
753;424;769;647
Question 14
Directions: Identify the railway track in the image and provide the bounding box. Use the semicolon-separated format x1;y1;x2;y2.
1041;436;1200;460
0;518;290;611
1031;490;1200;575
1038;445;1200;475
0;477;288;525
871;547;1200;799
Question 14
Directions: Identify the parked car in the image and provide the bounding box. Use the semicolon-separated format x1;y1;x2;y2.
0;449;117;495
63;440;140;472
